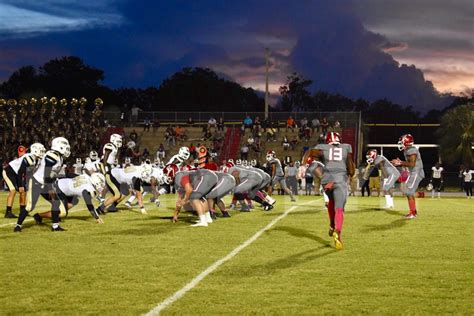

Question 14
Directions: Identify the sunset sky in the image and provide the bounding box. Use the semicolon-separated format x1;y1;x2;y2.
0;0;472;112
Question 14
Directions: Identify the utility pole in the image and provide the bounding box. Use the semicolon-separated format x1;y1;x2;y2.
265;47;269;120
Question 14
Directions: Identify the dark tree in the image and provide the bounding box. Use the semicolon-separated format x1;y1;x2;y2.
279;73;314;111
0;66;39;98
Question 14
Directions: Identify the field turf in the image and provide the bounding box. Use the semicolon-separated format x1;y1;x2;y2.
0;193;472;315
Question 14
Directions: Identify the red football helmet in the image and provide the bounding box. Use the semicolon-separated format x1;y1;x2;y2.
366;149;378;164
398;134;414;151
326;132;341;145
305;156;315;167
266;150;276;161
181;164;195;171
163;164;178;184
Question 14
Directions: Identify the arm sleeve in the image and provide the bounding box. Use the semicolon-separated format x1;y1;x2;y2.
17;158;32;187
44;156;58;187
82;190;99;219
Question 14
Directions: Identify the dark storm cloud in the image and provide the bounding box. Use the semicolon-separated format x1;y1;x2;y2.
0;0;469;111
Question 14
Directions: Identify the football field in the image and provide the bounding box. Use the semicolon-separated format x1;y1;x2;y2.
0;193;472;315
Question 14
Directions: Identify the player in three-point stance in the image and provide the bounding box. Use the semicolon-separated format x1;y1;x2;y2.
303;132;355;250
391;134;424;219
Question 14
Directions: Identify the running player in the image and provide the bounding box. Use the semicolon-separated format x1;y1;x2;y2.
266;150;296;202
391;134;424;219
429;162;444;198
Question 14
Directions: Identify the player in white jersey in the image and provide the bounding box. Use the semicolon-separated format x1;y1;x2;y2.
54;173;106;224
15;137;70;232
72;158;84;176
125;162;163;208
365;149;401;208
95;164;152;215
3;143;45;218
166;146;190;167
429;162;444;198
266;151;296;201
101;134;123;212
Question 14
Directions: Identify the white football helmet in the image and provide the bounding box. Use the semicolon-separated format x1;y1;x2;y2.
89;150;98;161
110;134;123;148
84;157;92;164
426;183;433;191
250;159;257;167
51;137;70;157
140;164;153;182
90;173;106;194
30;143;46;158
266;150;276;162
235;159;242;166
178;146;190;160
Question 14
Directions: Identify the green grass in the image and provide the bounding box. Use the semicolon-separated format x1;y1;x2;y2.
0;193;472;315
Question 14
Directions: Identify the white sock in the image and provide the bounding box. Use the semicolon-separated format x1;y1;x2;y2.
385;195;391;207
389;196;394;207
205;212;213;223
127;195;136;204
265;195;276;205
52;223;59;229
323;192;329;203
199;214;207;224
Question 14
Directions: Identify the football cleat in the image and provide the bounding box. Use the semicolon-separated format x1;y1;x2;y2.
13;225;22;232
328;227;335;237
190;222;208;227
229;203;235;210
4;211;17;218
333;230;343;250
51;226;66;232
33;213;43;225
107;205;118;212
221;211;231;218
210;211;217;220
155;200;161;207
125;202;132;209
263;205;274;211
404;212;417;219
240;205;251;212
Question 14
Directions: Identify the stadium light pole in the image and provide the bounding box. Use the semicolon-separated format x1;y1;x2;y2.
265;47;269;120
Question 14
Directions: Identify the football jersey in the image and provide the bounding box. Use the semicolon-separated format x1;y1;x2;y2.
73;162;83;175
111;166;141;186
102;143;119;165
432;166;443;179
174;169;217;191
152;167;164;184
8;153;36;174
404;146;425;178
267;158;284;177
228;166;262;181
166;154;186;167
83;161;101;174
33;150;63;184
315;143;352;183
374;155;400;177
57;174;94;197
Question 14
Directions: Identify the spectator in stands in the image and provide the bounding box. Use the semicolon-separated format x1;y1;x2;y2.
152;119;160;134
247;136;255;147
217;117;225;131
311;117;320;134
266;125;277;142
240;143;249;160
286;116;296;132
300;117;308;129
318;133;325;144
282;135;291;151
175;125;184;142
320;117;329;135
129;129;138;142
143;117;151;132
202;128;213;141
142;147;150;159
208;117;217;131
290;135;299;150
157;143;166;160
240;124;245;136
243;115;253;132
132;146;142;164
254;116;262;131
165;126;176;146
130;105;142;125
187;117;195;126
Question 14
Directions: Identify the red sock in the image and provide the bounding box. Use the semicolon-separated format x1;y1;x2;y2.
335;208;344;233
328;199;335;228
408;199;417;214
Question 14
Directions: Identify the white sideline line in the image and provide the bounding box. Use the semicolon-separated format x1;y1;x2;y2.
144;200;315;316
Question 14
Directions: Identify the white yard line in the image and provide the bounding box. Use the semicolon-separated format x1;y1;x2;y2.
144;200;317;316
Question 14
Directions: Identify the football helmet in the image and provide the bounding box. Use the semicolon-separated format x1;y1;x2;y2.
30;143;46;158
227;159;234;166
84;157;92;164
89;150;99;161
222;162;234;173
426;183;433;191
90;173;106;194
242;160;248;167
326;132;341;145
110;134;123;148
140;164;153;182
181;164;195;171
250;159;257;167
51;137;70;157
178;146;190;160
76;158;82;164
235;159;242;166
124;157;131;164
366;149;378;164
266;150;276;162
397;134;414;151
162;164;178;184
305;156;315;167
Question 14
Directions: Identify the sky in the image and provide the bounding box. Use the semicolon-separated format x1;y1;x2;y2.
0;0;472;112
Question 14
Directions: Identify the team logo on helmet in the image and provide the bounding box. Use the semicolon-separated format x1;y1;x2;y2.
326;132;341;145
366;149;378;164
110;134;123;148
397;134;414;151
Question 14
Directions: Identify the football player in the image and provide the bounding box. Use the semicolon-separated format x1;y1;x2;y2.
96;164;153;215
167;165;218;227
206;170;236;218
166;146;190;167
72;158;84;176
36;173;106;225
14;137;71;232
429;162;444;198
266;150;296;202
391;134;425;219
3;143;45;218
101;134;123;212
304;132;355;250
365;149;401;208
